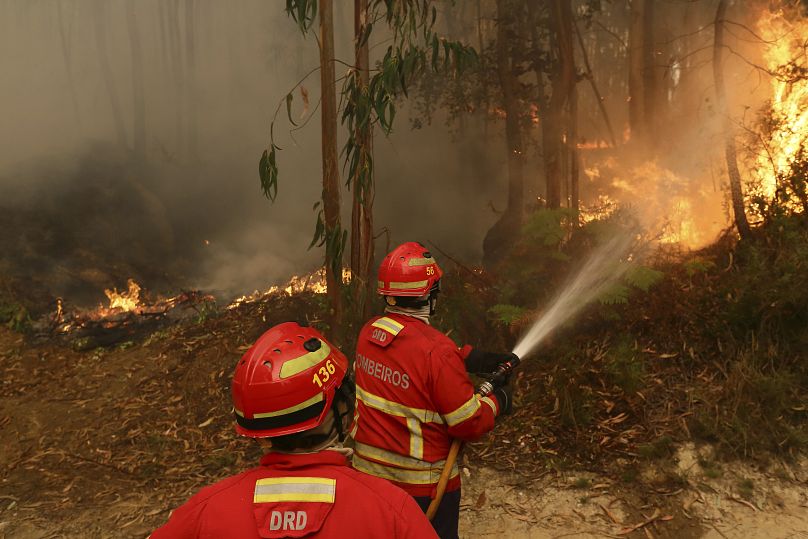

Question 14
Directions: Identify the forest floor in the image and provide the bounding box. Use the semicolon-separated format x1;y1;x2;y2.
0;294;807;538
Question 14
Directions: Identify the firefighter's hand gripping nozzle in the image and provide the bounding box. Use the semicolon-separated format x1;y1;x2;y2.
476;352;520;397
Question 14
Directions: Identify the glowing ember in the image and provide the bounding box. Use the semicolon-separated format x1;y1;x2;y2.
104;279;142;312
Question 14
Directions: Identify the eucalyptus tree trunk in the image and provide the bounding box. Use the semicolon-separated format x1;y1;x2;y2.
350;0;374;319
483;0;524;268
713;0;751;239
94;0;128;150
125;0;146;161
628;0;645;142
543;0;575;209
495;0;523;221
57;0;80;120
319;0;344;332
185;0;198;156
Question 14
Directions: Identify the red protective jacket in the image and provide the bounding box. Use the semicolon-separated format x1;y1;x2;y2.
351;313;501;497
150;450;437;539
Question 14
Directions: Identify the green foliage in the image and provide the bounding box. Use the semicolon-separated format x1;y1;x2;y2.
737;478;755;499
285;0;317;34
683;257;716;277
572;477;590;489
258;145;279;201
340;2;477;194
597;284;630;305
0;300;30;332
699;459;722;479
489;304;527;326
195;300;219;324
264;0;478;284
605;339;645;394
309;202;348;278
637;436;675;460
624;265;664;292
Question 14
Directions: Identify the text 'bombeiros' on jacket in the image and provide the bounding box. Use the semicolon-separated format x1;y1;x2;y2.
351;313;501;497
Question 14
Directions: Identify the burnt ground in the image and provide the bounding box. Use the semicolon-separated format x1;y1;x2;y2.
0;293;807;539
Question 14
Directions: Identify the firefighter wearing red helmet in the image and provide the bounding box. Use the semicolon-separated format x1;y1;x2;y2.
352;242;513;539
150;322;437;539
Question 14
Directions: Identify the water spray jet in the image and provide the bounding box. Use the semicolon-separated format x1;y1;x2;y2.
428;231;639;520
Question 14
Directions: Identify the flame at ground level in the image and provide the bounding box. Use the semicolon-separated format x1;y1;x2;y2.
104;279;142;312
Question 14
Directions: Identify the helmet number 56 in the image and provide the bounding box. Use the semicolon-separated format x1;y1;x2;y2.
426;266;434;276
312;359;336;388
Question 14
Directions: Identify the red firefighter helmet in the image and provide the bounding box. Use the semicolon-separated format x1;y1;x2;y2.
377;242;443;297
231;322;348;438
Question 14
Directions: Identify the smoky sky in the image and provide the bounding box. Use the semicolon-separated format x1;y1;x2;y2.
0;0;506;308
0;0;780;310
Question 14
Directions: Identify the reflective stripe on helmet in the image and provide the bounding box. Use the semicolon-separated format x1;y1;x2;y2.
254;477;336;503
442;395;482;427
387;280;429;290
352;453;459;485
252;393;324;419
371;317;404;335
234;394;326;433
279;343;332;379
407;257;435;267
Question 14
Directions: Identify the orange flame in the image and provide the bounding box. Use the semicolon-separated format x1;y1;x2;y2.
753;9;808;201
104;279;142;312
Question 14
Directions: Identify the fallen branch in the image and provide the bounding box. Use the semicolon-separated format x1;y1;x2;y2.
617;508;674;535
727;495;759;512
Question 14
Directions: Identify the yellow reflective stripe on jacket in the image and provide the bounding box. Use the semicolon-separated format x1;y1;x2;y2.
481;396;498;416
371;317;404;335
442;395;482;427
253;477;336;503
407;418;423;459
354;442;449;471
355;386;444;424
353;454;458;485
279;343;332;378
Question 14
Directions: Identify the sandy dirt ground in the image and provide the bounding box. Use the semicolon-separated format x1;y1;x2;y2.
1;325;807;539
460;447;808;539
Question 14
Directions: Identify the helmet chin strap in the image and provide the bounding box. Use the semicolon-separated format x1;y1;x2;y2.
331;380;355;443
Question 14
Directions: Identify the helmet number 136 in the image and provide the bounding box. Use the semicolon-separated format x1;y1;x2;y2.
312;359;337;388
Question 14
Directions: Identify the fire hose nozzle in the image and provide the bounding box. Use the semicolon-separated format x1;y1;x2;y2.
476;353;521;396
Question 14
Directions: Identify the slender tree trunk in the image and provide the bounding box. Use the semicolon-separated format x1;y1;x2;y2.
94;0;128;150
544;0;575;209
628;0;645;142
126;0;146;161
573;18;617;147
350;0;374;319
168;0;184;157
57;0;80;120
319;0;344;333
185;0;198;156
496;0;524;220
713;0;751;239
641;0;657;148
483;0;524;268
570;85;580;214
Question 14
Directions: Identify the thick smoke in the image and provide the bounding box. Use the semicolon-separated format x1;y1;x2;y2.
0;1;502;309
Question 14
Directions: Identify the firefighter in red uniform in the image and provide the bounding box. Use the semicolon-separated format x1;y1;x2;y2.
352;242;514;539
150;321;437;539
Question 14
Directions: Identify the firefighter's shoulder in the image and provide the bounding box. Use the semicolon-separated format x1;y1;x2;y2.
365;315;406;347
